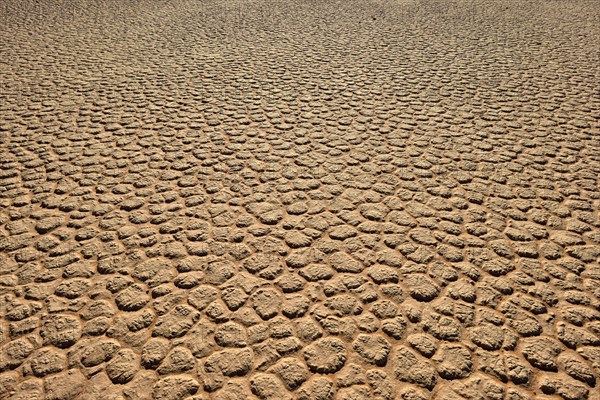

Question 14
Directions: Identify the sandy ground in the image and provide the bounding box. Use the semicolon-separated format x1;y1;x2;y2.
1;0;599;399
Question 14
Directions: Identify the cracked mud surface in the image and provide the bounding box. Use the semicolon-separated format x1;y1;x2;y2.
1;0;599;399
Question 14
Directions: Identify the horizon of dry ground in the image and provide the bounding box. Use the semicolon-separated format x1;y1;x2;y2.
1;0;599;399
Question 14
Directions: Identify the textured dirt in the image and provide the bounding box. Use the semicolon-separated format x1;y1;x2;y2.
1;0;599;399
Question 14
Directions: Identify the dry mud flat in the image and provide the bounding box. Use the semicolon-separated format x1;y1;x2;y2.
0;0;599;399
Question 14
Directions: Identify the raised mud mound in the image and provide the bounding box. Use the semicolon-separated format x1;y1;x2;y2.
1;0;599;399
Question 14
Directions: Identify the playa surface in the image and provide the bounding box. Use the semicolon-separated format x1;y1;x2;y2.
1;0;599;399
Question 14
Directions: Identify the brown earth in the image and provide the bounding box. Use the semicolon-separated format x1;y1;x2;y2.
1;0;599;399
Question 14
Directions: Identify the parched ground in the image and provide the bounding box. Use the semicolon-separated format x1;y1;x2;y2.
1;0;599;399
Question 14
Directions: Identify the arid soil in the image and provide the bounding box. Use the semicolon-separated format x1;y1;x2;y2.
1;0;599;399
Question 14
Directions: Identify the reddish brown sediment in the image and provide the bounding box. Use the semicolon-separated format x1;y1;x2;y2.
0;1;599;399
